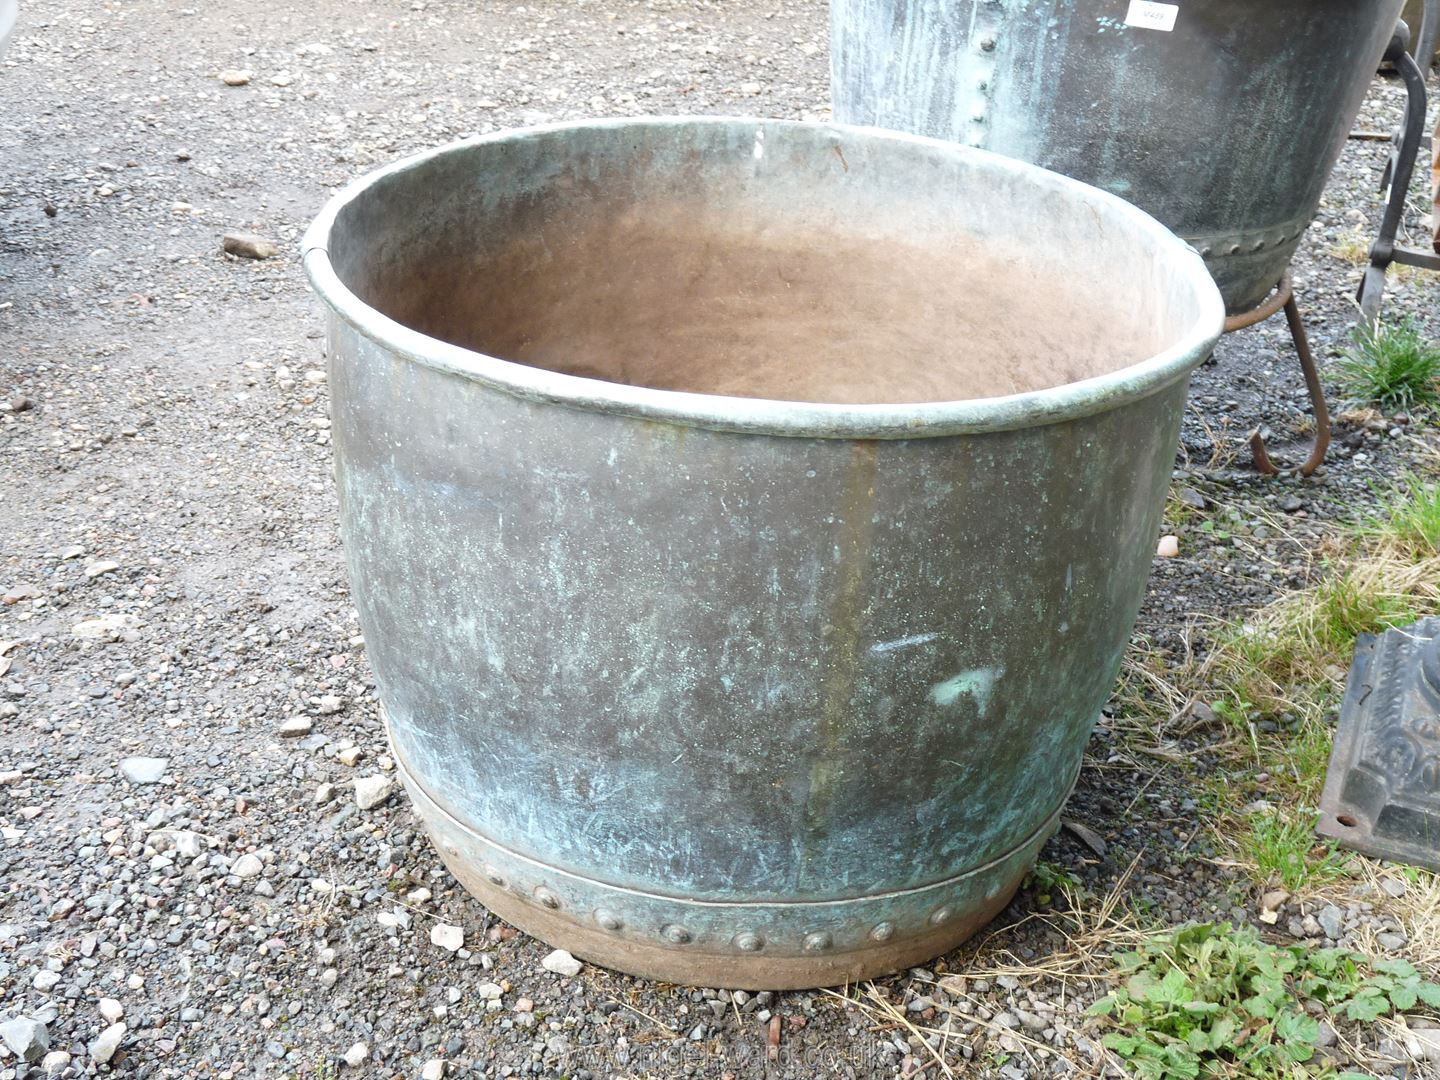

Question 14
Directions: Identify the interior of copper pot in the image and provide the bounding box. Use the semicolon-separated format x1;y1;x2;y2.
325;122;1196;406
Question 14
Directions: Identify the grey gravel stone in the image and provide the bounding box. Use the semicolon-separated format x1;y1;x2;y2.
278;715;313;737
89;1022;126;1064
231;853;264;879
343;1041;369;1067
354;774;395;809
0;1016;49;1063
1317;904;1344;940
541;949;582;977
32;969;60;992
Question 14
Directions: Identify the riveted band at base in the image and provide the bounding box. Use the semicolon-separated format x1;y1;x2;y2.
393;738;1075;989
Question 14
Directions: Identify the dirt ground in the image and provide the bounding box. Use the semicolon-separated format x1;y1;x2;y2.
3;1;1440;1078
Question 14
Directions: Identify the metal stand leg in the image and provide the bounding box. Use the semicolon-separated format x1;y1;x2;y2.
1224;274;1331;478
1357;21;1440;325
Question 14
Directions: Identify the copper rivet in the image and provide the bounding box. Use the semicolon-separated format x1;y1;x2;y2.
596;911;622;931
534;887;560;910
930;907;952;926
484;864;505;886
1199;246;1214;257
803;931;833;952
869;921;895;942
734;931;763;952
662;923;692;945
1228;244;1241;255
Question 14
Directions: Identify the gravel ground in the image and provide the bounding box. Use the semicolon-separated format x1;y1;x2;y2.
2;2;1439;1078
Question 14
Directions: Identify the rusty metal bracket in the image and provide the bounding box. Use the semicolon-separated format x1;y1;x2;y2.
1222;274;1331;478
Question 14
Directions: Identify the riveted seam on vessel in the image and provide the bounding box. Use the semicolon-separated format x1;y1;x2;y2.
392;729;1080;910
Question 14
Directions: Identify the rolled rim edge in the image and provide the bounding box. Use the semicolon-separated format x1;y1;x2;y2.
301;116;1226;440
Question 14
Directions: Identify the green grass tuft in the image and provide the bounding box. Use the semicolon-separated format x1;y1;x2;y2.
1239;811;1348;893
1356;473;1440;557
1334;317;1440;414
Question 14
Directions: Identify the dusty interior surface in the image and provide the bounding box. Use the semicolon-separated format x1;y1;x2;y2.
361;200;1160;406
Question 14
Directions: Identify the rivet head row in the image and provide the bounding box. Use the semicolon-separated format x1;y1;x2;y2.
734;931;764;952
450;837;980;954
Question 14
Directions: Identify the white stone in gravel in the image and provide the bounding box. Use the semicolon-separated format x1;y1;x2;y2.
33;969;60;992
422;1059;446;1079
84;559;120;578
407;887;432;903
354;774;394;809
318;693;345;714
314;782;338;805
377;909;411;931
1156;534;1180;558
74;613;141;641
232;853;264;879
342;1041;368;1067
118;756;168;784
41;1049;71;1076
149;828;204;859
476;982;503;1000
279;716;313;737
98;998;124;1023
219;69;252;86
305;369;327;384
337;746;363;767
430;922;464;952
1;1016;48;1062
541;948;582;977
90;1022;126;1064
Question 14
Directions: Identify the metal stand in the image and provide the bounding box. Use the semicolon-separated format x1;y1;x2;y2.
1357;15;1440;325
1225;273;1331;477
